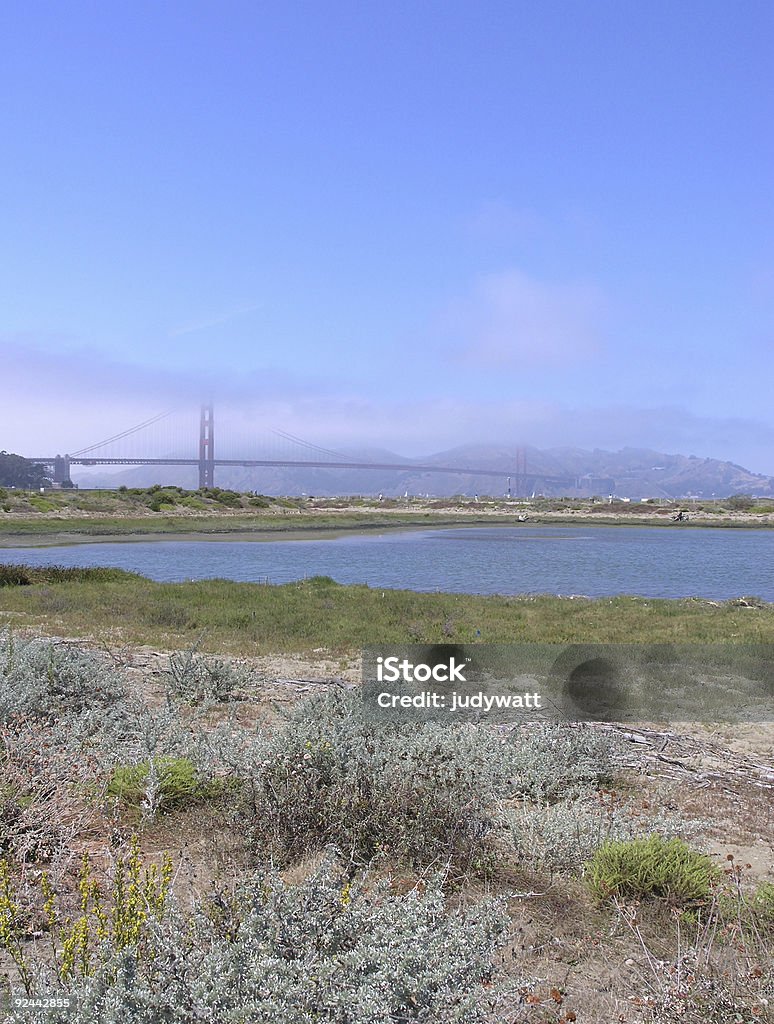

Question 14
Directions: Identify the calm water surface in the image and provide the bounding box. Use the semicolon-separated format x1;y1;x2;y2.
3;526;774;600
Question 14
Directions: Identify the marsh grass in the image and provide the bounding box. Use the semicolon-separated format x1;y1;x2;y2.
0;511;494;539
0;565;142;587
1;569;771;654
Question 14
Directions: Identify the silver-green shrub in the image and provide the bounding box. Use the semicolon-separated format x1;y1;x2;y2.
164;647;249;705
505;723;629;802
242;690;513;870
0;631;192;771
5;853;510;1024
510;794;702;874
0;632;126;725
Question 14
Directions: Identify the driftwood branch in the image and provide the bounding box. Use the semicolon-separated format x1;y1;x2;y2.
602;723;774;791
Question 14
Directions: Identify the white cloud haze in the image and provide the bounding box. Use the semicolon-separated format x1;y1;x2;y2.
3;336;774;475
443;269;607;368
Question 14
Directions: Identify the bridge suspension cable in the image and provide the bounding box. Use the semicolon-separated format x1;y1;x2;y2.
271;429;351;461
70;410;176;457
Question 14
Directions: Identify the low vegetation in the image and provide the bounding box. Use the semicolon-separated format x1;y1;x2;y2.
0;486;772;543
106;757;210;813
0;602;771;1021
585;835;720;906
507;722;627;801
234;689;522;871
2;850;510;1024
0;565;142;587
0;568;772;656
0;486;494;539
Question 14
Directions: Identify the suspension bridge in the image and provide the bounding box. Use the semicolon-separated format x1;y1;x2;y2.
28;405;579;494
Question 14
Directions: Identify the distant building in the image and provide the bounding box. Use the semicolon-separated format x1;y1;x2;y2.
575;474;615;496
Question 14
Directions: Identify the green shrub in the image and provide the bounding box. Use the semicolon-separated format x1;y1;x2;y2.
585;835;719;905
145;488;182;512
107;757;207;811
304;575;339;587
27;496;56;512
213;489;242;508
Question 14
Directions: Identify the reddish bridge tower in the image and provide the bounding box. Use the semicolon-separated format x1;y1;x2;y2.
198;403;215;489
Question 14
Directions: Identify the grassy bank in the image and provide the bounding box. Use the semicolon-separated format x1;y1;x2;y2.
0;566;771;654
0;510;504;542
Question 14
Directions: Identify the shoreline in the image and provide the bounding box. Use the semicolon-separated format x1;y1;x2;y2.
1;507;774;548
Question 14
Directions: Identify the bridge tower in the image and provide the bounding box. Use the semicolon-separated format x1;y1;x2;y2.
514;447;527;497
53;455;71;486
198;403;215;489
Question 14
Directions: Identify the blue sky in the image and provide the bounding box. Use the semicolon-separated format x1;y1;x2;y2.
3;1;774;471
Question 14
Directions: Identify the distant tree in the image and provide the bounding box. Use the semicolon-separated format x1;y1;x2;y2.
727;493;754;510
0;451;51;488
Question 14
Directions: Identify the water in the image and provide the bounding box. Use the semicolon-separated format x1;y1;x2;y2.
3;525;774;600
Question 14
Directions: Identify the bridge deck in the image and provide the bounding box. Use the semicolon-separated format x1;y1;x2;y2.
29;456;574;485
